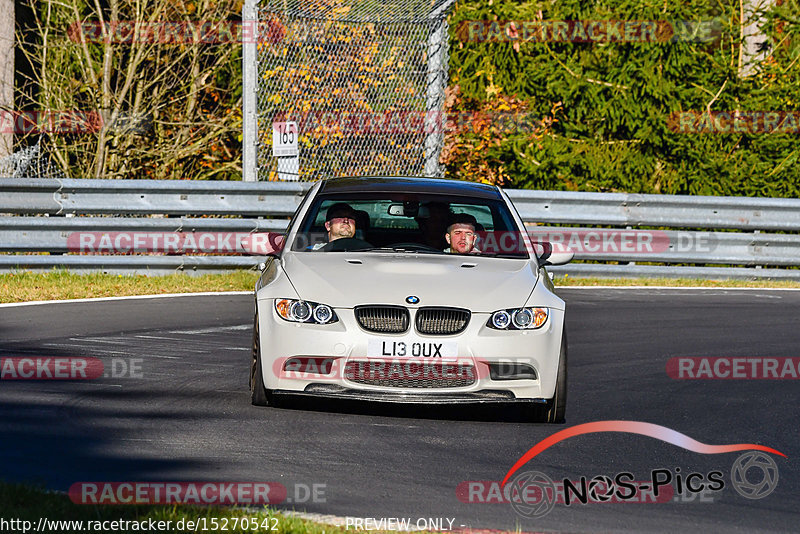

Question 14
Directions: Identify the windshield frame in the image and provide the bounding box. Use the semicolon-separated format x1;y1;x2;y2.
287;191;531;259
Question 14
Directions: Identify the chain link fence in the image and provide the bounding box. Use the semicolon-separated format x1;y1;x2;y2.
0;136;66;179
245;0;456;182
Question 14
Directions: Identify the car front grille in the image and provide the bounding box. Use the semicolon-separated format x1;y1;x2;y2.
343;361;476;389
415;307;471;335
355;306;409;334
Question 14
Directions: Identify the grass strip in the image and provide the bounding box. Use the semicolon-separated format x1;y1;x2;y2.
2;271;800;304
0;271;259;303
554;275;800;288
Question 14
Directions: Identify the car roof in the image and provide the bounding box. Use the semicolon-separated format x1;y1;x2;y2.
318;176;502;200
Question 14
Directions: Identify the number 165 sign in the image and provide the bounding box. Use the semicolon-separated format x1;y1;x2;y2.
272;122;298;157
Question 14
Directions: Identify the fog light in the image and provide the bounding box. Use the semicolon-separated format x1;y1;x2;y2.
489;363;538;380
283;357;335;375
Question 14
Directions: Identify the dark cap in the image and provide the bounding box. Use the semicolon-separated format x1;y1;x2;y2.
325;202;357;222
446;212;479;231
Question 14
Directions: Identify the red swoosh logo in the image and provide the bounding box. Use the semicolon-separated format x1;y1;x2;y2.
502;420;786;486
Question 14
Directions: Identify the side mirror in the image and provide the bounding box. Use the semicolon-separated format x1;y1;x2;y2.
535;242;574;266
241;232;285;256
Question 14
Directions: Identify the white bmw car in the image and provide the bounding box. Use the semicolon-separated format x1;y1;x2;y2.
250;177;572;422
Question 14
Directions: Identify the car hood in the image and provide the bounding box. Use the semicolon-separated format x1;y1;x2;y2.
280;252;539;312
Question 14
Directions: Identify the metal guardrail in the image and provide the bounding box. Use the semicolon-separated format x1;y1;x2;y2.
0;178;309;216
0;254;260;276
529;227;800;267
2;178;800;279
0;217;287;253
547;264;800;281
508;190;800;231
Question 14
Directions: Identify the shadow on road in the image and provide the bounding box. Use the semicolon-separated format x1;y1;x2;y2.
268;395;559;424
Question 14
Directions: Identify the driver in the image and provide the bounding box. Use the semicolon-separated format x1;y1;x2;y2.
444;213;481;255
312;202;357;250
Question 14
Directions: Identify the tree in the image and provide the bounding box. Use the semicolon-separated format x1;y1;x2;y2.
16;0;243;179
446;0;800;197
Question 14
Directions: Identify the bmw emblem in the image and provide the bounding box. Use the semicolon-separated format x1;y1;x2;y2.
406;295;420;304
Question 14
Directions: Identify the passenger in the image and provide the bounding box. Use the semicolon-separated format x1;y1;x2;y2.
312;202;357;250
444;213;481;254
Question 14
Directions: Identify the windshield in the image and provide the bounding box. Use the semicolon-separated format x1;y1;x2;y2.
289;192;530;258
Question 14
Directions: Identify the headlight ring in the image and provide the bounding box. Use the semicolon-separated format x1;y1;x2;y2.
275;299;339;324
488;307;548;330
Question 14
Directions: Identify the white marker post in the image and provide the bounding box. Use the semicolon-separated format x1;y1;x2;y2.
241;0;257;181
273;121;299;181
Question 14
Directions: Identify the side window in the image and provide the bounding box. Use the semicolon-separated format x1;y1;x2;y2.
284;186;316;252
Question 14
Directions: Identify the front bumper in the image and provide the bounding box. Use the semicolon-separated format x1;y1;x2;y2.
257;305;565;402
273;386;547;404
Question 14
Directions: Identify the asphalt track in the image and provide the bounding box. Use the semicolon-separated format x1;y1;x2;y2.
1;289;798;533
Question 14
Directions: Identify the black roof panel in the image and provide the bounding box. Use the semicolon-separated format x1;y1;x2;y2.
318;176;502;200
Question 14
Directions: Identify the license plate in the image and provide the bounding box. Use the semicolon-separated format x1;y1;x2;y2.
367;338;458;360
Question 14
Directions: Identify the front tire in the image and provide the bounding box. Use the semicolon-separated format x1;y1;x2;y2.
540;330;567;423
250;312;272;406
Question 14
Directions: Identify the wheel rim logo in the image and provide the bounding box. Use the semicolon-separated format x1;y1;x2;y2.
507;471;557;518
731;451;779;499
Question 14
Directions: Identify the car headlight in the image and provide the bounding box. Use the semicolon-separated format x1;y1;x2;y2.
275;299;339;324
491;310;511;329
487;307;548;330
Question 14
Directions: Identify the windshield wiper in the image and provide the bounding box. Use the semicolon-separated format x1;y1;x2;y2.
476;252;529;259
363;247;441;254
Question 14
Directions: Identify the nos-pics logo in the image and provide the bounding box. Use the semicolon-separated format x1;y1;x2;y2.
502;421;784;519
